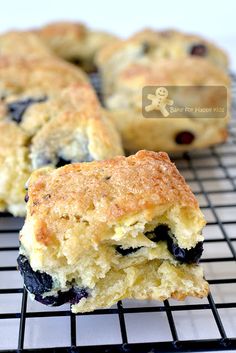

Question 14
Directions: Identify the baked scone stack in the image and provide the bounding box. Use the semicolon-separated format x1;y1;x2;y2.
96;29;230;153
18;151;209;312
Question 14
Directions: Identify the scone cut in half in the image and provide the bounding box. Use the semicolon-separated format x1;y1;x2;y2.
18;151;209;313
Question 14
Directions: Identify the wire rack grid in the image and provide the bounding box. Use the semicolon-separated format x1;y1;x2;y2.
0;74;235;352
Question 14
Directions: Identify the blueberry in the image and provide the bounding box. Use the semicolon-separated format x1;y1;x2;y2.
69;57;83;66
56;156;71;168
146;224;170;242
69;287;88;305
24;193;29;203
145;224;203;264
167;238;203;264
34;287;88;306
141;42;151;54
190;44;207;57
7;96;47;123
175;131;195;145
17;255;53;295
116;246;141;256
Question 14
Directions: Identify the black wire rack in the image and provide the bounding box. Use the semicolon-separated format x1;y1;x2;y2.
0;74;236;353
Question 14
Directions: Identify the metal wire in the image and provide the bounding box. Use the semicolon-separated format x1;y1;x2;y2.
0;74;235;352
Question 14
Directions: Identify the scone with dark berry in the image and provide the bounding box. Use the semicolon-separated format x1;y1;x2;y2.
0;31;54;59
98;57;230;153
132;29;228;69
37;21;118;72
18;151;209;313
96;28;228;97
30;83;124;169
0;55;89;135
0;80;123;216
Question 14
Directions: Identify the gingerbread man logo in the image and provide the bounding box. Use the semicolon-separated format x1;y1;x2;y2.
145;87;173;117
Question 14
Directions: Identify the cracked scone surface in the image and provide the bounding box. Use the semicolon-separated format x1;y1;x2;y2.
18;150;209;312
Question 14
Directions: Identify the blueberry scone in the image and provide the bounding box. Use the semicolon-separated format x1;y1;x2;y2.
96;28;228;97
0;81;123;216
132;29;228;69
0;55;88;215
37;22;118;72
30;83;124;169
98;57;230;153
0;55;89;134
18;151;209;313
0;31;54;59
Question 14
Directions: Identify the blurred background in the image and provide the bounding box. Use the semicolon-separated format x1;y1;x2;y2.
1;0;236;69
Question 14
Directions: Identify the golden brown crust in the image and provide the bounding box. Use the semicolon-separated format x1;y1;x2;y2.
38;22;87;40
0;120;29;147
0;56;122;216
27;151;199;242
19;151;207;311
0;31;54;59
0;55;88;98
38;22;118;71
103;57;230;153
96;28;228;69
119;58;229;86
30;83;124;168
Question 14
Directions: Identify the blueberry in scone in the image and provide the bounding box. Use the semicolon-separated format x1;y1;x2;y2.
7;97;47;124
30;84;124;169
0;56;88;135
17;255;88;306
100;57;230;153
17;254;53;295
175;131;195;145
0;55;123;216
189;43;207;57
96;28;228;98
18;151;209;312
128;28;228;69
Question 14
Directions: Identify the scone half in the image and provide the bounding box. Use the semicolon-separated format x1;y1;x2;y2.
18;151;209;312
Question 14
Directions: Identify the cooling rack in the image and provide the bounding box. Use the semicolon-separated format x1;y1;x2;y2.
0;74;235;352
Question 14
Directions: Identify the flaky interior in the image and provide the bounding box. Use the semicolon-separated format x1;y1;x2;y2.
72;260;208;313
20;205;207;312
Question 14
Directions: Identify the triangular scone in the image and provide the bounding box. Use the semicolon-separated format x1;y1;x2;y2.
18;150;209;313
